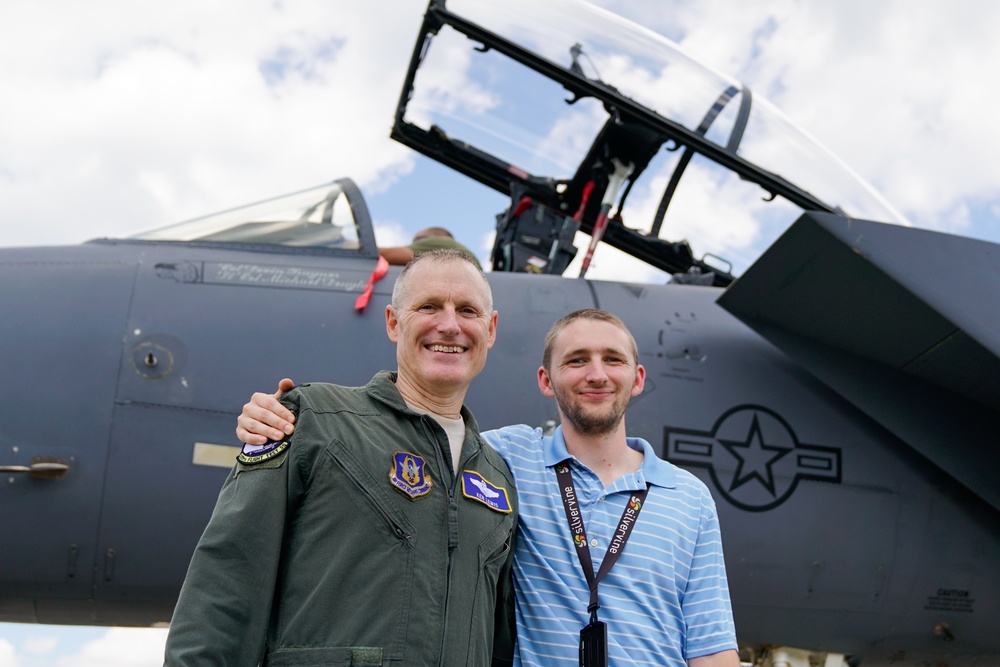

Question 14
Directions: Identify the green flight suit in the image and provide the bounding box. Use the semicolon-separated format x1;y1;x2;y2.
165;372;517;666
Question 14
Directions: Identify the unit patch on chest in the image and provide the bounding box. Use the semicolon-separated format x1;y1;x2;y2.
461;471;512;513
389;452;433;499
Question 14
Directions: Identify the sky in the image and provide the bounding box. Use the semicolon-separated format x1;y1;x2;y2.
2;0;999;663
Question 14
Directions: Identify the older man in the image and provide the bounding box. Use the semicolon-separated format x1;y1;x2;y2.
239;309;739;667
165;250;518;666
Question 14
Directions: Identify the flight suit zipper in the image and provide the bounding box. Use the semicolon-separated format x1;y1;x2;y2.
420;415;468;666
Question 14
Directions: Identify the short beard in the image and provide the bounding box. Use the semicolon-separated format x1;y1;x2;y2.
555;391;628;436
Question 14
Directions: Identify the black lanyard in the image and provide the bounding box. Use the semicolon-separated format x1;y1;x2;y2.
555;460;650;622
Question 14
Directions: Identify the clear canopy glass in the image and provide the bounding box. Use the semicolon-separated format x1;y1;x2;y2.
130;182;360;249
401;0;906;275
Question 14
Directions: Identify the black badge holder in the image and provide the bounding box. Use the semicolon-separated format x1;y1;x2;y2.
579;611;608;667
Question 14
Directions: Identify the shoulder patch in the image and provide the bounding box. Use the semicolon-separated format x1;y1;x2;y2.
389;452;433;499
461;470;512;513
237;438;290;466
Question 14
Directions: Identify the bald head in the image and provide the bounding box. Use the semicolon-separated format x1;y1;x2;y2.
391;249;493;312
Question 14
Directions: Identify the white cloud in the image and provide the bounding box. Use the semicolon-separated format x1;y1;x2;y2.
23;635;58;656
730;0;1000;232
0;0;424;247
56;628;167;667
373;221;411;248
0;639;19;667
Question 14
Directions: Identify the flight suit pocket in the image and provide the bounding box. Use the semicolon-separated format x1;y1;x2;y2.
481;517;513;568
264;645;383;666
324;439;415;544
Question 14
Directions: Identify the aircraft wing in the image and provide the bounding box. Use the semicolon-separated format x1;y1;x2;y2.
718;211;1000;512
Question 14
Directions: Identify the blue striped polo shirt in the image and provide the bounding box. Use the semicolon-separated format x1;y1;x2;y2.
482;424;737;667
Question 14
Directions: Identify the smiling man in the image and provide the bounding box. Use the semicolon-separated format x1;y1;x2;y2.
484;310;739;667
238;308;739;667
165;250;518;667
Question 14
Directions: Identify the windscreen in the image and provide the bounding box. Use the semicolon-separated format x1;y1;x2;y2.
130;182;361;249
404;0;905;273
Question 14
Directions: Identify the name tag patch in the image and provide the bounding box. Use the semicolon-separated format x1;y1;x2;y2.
389;452;433;499
237;439;289;465
461;471;512;513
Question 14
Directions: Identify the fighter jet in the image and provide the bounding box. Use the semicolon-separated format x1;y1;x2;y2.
2;1;997;665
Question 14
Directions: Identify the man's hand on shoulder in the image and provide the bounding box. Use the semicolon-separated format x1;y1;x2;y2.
236;378;297;444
